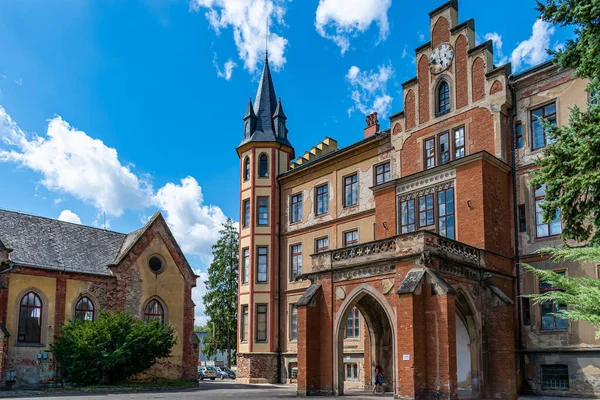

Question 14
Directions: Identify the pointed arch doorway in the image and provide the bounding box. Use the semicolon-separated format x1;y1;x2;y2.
333;284;396;396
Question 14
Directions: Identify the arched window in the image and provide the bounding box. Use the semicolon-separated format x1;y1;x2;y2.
259;154;269;178
18;292;42;343
75;296;95;321
243;157;250;181
437;81;450;115
144;299;164;323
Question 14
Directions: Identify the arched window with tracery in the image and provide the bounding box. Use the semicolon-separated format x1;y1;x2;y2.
144;299;165;323
75;296;95;321
259;154;269;178
18;292;42;343
243;157;250;181
437;80;450;115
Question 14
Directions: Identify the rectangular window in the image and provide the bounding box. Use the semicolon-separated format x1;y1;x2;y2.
516;121;523;149
540;271;568;331
425;138;436;169
531;102;557;150
519;204;527;233
535;184;562;238
418;194;435;227
454;127;465;159
291;244;302;281
437;188;455;239
243;199;250;228
291;193;302;223
290;304;298;341
257;197;269;226
523;298;531;325
241;248;249;284
256;246;268;283
315;237;329;253
346;307;360;338
241;305;248;342
438;132;450;165
400;199;416;233
344;230;359;247
375;162;391;185
343;174;358;207
315;184;329;215
542;365;569;390
255;304;268;342
345;363;358;381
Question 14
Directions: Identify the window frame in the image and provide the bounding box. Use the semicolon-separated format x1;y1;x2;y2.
240;305;249;342
375;162;391;185
241;247;250;284
539;270;568;331
315;184;329;216
290;193;303;223
290;304;298;341
345;363;359;381
258;153;269;178
437;187;455;240
518;204;527;233
255;304;268;343
343;173;359;207
423;126;466;169
534;184;562;239
290;243;302;281
541;364;569;390
243;157;251;181
143;298;165;324
74;296;95;322
242;199;250;228
531;101;557;150
400;198;416;233
256;246;268;283
256;196;269;226
17;291;43;344
315;236;329;253
418;193;435;228
343;229;359;247
515;121;523;149
345;307;360;339
436;80;451;116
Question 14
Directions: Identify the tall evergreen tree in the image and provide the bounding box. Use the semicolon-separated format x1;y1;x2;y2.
202;218;238;367
526;0;600;336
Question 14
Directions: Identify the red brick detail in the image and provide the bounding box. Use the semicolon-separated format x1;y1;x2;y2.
431;17;450;48
54;275;67;336
418;55;430;124
454;35;468;109
236;353;278;383
490;79;503;95
363;322;371;388
482;160;514;258
405;90;416;130
400;107;495;177
393;123;402;135
374;187;396;240
471;57;485;102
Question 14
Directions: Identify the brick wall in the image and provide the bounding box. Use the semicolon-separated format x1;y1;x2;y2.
454;35;468;109
418;55;430;125
471;58;485;102
375;187;397;240
431;17;450;48
405;90;416;130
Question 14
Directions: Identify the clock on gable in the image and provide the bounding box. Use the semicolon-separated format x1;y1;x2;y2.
429;43;454;74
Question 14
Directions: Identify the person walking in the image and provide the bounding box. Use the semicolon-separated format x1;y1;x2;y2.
372;363;385;394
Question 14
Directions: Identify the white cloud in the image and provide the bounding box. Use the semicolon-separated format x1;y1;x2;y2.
510;19;555;71
213;54;237;80
484;32;509;65
0;107;153;217
315;0;392;54
191;0;289;73
14;78;22;86
193;269;209;326
58;209;82;224
345;62;394;119
417;31;425;43
54;198;63;205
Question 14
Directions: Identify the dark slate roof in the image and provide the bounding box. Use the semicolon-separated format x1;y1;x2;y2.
0;209;127;276
237;56;293;149
297;283;321;306
397;268;456;295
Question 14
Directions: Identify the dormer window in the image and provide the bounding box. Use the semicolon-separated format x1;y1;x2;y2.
437;81;450;116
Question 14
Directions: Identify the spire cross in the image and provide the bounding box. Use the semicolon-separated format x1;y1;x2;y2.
265;15;269;59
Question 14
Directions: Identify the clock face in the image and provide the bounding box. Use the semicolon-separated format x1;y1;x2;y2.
429;43;454;74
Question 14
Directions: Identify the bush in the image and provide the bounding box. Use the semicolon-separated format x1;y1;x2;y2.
51;310;177;386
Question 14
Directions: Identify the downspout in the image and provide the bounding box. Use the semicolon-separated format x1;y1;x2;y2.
508;74;524;378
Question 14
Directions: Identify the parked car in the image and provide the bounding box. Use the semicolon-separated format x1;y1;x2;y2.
198;366;218;380
216;366;236;380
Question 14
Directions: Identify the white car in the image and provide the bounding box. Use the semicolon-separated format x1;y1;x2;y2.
198;366;218;380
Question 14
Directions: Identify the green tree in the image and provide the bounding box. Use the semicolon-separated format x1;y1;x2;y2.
202;218;238;367
52;310;177;386
526;0;600;335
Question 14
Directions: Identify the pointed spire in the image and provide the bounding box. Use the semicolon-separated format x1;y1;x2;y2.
273;98;286;119
273;97;288;139
244;98;256;119
253;57;278;137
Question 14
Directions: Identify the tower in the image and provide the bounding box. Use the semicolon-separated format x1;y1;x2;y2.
236;54;294;383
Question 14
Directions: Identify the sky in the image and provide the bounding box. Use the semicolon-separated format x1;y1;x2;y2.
0;0;573;326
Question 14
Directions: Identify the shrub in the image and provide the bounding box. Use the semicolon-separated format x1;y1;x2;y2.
51;310;177;386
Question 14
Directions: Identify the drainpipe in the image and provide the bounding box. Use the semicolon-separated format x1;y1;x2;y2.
508;74;524;380
0;262;13;275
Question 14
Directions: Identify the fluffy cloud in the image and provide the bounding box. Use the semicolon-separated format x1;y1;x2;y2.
315;0;392;54
0;107;152;217
510;19;555;71
213;54;237;80
484;32;509;65
346;62;394;118
153;176;227;259
191;0;288;73
58;209;82;224
193;269;210;326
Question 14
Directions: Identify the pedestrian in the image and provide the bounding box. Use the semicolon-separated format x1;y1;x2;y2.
372;363;385;393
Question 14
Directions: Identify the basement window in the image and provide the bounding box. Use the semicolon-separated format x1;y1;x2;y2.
542;365;569;390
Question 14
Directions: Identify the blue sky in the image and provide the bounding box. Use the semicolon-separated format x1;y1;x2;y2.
0;0;572;324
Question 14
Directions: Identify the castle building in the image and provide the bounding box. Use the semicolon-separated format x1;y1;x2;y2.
0;210;199;386
236;1;599;398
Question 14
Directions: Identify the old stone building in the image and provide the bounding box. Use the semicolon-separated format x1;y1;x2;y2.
235;1;598;398
0;210;199;386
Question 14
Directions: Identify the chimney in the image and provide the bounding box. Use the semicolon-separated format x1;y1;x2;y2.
364;112;380;138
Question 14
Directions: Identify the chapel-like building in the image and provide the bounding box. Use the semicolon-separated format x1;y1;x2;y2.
235;1;599;398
